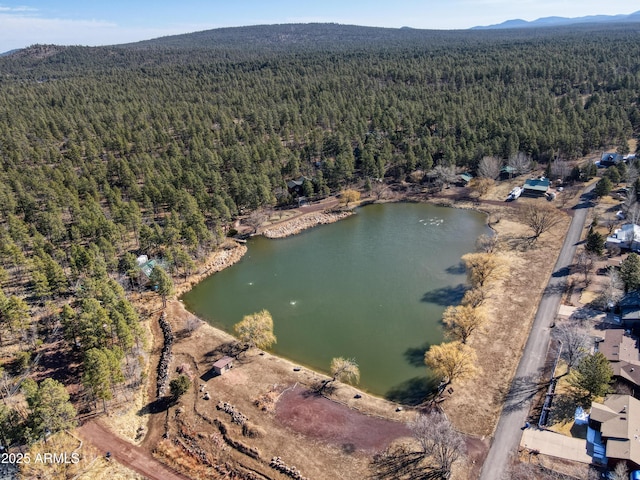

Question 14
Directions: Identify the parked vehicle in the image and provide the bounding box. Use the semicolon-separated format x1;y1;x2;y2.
506;186;523;201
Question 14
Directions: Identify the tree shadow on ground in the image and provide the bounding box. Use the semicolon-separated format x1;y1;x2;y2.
572;194;595;210
137;396;172;416
385;376;439;406
551;266;571;278
204;341;246;360
543;282;567;297
547;392;579;426
404;342;432;368
301;380;337;398
445;262;466;275
498;372;549;414
421;284;466;306
503;235;536;253
371;444;441;480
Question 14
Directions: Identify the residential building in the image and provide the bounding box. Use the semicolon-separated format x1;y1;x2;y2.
590;394;640;469
606;224;640;252
599;329;640;396
521;177;550;197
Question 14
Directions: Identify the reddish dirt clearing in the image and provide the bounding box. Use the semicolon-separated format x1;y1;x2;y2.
275;385;411;453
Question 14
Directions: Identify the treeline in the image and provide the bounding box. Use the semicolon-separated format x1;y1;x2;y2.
0;22;639;443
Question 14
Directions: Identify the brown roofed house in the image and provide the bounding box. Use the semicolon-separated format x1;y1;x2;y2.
590;395;640;469
600;329;640;396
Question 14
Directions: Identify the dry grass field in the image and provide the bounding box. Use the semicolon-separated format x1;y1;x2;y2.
441;198;571;437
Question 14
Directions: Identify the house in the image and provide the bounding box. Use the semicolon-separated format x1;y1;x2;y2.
521;177;550;197
606;224;640;252
286;176;309;196
457;172;473;186
139;259;157;279
499;165;517;180
619;292;640;329
600;153;624;167
599;329;640;396
212;356;234;375
590;394;640;469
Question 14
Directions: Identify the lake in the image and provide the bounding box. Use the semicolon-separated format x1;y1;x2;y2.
182;203;491;400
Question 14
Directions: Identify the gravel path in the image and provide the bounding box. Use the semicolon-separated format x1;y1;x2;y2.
78;420;190;480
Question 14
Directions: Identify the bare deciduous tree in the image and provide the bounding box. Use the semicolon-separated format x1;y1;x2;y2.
575;250;598;285
429;165;457;191
505;461;578;480
461;252;507;288
442;305;487;344
476;234;498;253
626;164;639;185
424;341;479;388
371;181;392;201
319;357;360;394
410;412;466;479
593;267;623;311
477;156;502;180
520;204;563;243
554;323;590;371
234;309;277;351
245;208;268;234
507;152;532;176
185;315;202;334
371;413;466;480
461;287;488;308
550;158;571;182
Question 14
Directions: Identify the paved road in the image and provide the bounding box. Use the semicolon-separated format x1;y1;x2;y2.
78;420;190;480
479;186;594;480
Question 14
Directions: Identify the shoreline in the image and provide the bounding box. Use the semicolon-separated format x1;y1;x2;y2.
260;209;354;238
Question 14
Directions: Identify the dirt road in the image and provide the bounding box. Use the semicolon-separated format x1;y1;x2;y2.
78;420;191;480
479;185;595;480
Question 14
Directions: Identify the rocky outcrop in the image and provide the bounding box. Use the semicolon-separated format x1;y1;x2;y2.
262;210;353;239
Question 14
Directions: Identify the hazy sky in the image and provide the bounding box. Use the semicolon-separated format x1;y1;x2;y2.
0;1;637;52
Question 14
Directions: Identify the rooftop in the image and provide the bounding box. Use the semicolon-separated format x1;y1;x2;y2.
591;394;640;464
523;178;550;191
213;356;234;368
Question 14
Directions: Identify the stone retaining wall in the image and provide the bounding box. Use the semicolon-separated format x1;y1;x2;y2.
262;210;353;239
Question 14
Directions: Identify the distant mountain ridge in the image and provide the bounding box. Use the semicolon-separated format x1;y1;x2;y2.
473;10;640;29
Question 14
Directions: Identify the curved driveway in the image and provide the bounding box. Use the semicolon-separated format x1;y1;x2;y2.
479;185;594;480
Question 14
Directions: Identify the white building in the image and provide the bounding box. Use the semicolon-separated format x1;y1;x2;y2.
606;223;640;252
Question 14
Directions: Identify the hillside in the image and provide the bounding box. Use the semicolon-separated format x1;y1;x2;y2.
0;21;639;458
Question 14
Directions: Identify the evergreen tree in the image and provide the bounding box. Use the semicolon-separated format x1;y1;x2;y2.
568;352;613;399
620;253;640;292
21;378;77;442
585;229;605;256
149;265;174;307
594;177;612;198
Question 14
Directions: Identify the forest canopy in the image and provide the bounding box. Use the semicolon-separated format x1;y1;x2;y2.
0;22;638;349
0;21;638;441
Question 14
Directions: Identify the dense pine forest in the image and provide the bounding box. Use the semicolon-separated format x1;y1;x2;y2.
0;22;640;445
